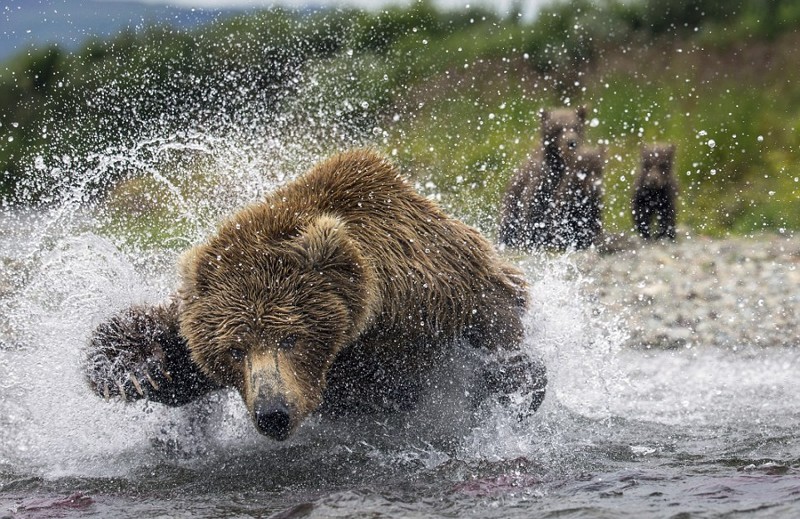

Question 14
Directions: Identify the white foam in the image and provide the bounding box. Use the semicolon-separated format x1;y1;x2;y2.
458;254;630;462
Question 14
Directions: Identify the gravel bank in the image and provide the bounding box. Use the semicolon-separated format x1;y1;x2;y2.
574;233;800;350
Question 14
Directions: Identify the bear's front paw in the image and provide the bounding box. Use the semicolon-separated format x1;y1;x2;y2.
86;305;181;403
481;353;547;417
86;303;216;406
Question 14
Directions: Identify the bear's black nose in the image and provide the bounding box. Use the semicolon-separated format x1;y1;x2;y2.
254;399;292;441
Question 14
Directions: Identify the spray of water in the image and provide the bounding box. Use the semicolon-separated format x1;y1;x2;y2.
458;254;629;468
0;201;628;480
0;131;332;478
0;43;632;481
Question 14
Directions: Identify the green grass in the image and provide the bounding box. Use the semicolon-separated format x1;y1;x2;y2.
381;31;800;238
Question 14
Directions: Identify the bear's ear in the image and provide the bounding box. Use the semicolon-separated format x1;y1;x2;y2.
179;246;206;296
663;145;676;170
667;143;677;158
296;215;373;324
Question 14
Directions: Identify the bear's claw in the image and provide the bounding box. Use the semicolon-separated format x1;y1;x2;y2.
144;370;159;390
480;352;548;417
115;380;127;401
86;303;220;407
88;353;178;403
129;374;144;396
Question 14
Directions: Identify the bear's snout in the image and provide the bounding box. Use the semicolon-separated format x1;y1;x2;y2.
242;351;317;440
254;396;292;441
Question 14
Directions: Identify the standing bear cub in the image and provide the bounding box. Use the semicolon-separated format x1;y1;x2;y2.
499;106;588;250
87;150;546;440
632;143;678;240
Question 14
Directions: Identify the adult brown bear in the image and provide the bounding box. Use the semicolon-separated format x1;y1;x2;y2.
87;150;546;440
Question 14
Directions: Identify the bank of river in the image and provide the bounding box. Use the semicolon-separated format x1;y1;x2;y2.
575;232;800;351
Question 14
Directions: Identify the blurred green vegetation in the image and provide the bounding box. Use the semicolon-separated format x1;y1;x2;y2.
1;0;798;237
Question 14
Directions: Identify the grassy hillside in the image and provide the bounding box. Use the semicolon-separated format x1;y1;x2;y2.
385;30;800;236
1;0;798;238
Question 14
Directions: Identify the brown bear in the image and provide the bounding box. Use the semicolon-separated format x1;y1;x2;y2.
632;143;678;240
499;106;587;250
86;149;547;441
547;146;605;250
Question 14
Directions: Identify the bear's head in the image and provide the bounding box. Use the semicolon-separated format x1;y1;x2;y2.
640;143;676;189
179;213;375;440
541;106;587;159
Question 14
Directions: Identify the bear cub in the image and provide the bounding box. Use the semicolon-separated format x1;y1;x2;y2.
548;146;605;250
87;150;547;441
499;107;602;250
632;143;678;240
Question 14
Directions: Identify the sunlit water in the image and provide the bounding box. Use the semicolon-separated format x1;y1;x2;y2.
1;140;800;519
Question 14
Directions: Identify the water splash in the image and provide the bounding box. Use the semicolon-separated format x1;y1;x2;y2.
0;195;629;480
4;152;799;507
0;42;633;479
458;254;629;468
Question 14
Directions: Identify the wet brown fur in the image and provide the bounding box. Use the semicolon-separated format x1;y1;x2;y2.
180;150;529;435
89;150;538;439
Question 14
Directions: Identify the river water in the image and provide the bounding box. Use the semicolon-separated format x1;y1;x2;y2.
1;177;799;518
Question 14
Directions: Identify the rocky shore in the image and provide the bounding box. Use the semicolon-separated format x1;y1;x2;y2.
574;232;800;350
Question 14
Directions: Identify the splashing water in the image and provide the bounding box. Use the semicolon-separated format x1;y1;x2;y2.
0;197;619;475
1;86;800;519
3;186;800;516
0;126;613;463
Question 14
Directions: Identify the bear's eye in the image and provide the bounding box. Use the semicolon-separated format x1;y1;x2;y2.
278;334;297;350
229;348;246;362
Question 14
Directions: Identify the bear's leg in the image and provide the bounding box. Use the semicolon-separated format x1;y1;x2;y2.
633;196;652;239
661;198;678;240
86;301;220;406
467;293;547;415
